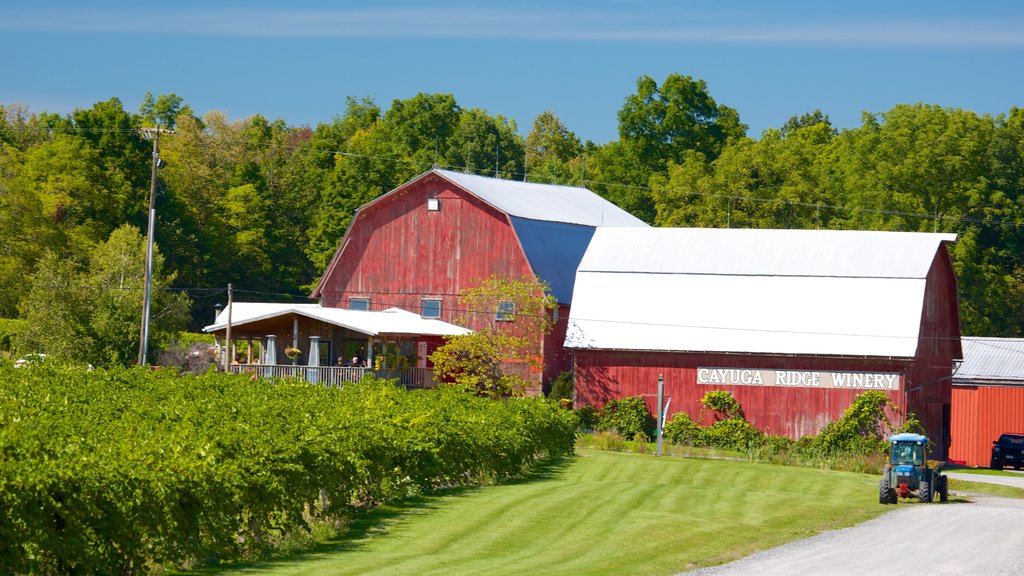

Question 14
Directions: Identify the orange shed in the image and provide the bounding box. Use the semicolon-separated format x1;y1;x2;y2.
950;337;1024;467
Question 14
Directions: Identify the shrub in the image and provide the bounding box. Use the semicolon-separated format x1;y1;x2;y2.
0;318;27;354
598;396;655;441
663;412;704;446
574;404;600;431
703;418;763;451
813;391;893;456
701;390;744;420
897;411;925;435
548;370;574;407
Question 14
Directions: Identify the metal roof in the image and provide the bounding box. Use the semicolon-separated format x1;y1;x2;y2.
204;303;470;337
434;169;646;227
566;228;956;357
955;337;1024;385
509;217;595;304
578;227;956;278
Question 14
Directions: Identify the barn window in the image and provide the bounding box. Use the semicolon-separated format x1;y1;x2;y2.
496;301;515;322
421;299;441;318
349;298;370;311
427;197;440;211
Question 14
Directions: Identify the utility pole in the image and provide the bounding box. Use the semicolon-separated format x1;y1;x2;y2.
137;126;172;365
223;283;233;371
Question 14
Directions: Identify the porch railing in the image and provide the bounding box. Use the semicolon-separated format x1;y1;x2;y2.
226;364;436;389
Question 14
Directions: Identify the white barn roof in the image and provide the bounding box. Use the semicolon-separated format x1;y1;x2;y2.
204;303;470;337
433;169;644;227
955;337;1024;385
565;228;956;358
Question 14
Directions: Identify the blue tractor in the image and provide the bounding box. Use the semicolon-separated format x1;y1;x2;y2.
879;432;948;504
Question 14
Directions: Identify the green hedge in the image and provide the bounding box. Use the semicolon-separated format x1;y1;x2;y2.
0;318;27;355
0;365;577;574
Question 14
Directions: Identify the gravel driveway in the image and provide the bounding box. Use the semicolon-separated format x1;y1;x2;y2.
682;472;1024;576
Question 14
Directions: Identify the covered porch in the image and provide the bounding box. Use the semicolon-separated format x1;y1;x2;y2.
203;303;470;388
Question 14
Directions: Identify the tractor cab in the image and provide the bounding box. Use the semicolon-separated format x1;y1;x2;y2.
879;433;948;504
892;432;925;463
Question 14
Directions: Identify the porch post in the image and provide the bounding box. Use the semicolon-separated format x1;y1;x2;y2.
265;335;277;364
307;336;321;384
292;316;299;350
367;336;374;369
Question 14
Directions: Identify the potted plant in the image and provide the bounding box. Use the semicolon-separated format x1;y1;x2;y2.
284;346;301;365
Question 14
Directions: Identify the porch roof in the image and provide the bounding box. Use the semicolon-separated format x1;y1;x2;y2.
203;303;471;337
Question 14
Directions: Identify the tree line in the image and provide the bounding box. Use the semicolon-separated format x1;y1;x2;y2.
1;73;1022;366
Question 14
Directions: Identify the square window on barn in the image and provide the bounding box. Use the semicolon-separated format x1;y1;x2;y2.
422;299;441;318
497;301;515;322
349;298;370;311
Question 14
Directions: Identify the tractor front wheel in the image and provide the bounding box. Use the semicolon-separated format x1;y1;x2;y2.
938;475;949;502
880;474;897;504
919;478;933;503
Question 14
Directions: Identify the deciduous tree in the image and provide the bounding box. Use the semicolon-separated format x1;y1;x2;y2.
430;275;556;397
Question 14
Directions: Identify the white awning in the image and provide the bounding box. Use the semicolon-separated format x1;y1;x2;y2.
204;303;470;337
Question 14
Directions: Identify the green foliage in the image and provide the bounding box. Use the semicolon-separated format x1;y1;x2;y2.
3;89;1024;340
16;225;191;367
430;275;557;397
663;411;703;445
0;318;27;354
702;418;763;452
654;390;899;470
598;396;655;441
574;404;599;431
701;390;745;420
139;91;194;129
547;370;574;407
897;411;926;435
812;391;893;456
618;73;747;170
525;111;582;183
0;365;576;573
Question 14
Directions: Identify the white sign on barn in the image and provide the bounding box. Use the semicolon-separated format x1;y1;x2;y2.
697;367;901;390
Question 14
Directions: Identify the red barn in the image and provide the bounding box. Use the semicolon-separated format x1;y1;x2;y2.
949;337;1024;467
312;168;647;385
567;228;962;457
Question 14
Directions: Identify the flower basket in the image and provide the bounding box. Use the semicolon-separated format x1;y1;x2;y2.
284;347;301;364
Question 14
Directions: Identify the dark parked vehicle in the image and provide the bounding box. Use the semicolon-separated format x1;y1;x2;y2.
991;433;1024;470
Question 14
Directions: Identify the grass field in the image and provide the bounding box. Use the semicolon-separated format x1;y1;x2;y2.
190;449;891;576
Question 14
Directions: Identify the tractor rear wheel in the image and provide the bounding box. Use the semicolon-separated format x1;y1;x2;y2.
939;475;949;502
919;478;933;503
879;475;897;504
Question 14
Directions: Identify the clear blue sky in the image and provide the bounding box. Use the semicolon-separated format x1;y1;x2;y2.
2;1;1022;144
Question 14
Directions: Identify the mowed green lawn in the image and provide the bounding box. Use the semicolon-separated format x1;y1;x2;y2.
207;449;889;576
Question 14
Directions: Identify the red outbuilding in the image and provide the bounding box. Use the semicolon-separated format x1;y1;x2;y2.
567;228;963;458
312;168;647;386
949;337;1024;467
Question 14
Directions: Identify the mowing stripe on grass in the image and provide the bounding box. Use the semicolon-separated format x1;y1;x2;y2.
208;450;889;576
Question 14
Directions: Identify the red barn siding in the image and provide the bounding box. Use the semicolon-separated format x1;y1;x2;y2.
575;350;908;440
319;176;533;315
950;385;1024;467
903;244;961;455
